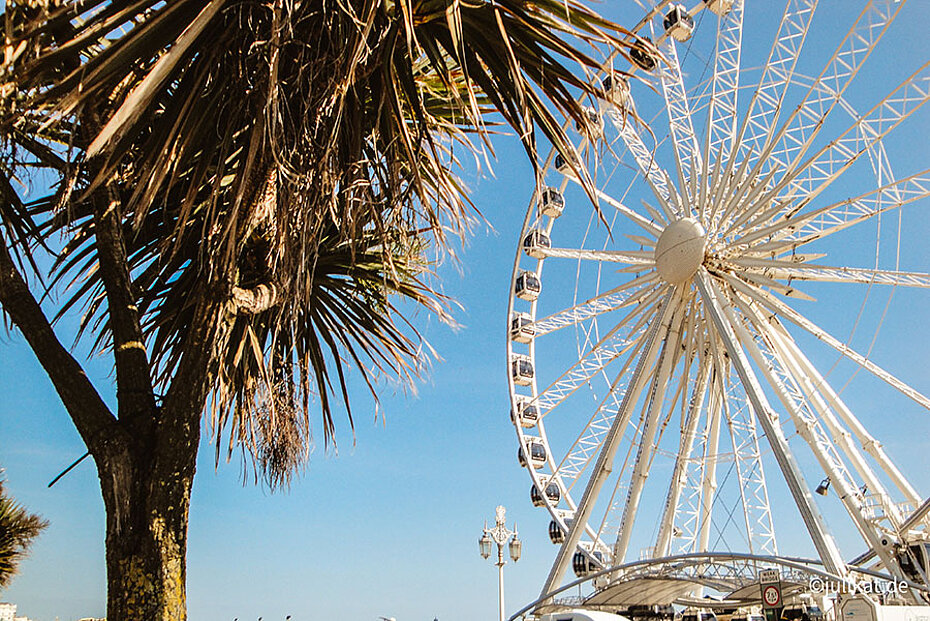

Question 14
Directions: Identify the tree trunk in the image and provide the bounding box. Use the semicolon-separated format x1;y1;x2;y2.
98;414;200;621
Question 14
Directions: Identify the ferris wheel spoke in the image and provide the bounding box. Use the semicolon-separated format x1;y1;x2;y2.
705;139;745;229
537;349;654;557
753;1;904;194
550;339;646;494
533;321;650;414
651;25;702;199
710;375;764;553
742;59;930;234
656;348;712;556
732;309;867;507
760;311;922;508
729;302;913;578
532;273;660;337
734;308;920;584
533;287;667;416
734;0;819;173
716;157;787;237
694;335;728;554
537;246;655;266
702;329;781;557
704;0;744;171
721;271;930;412
662;302;701;419
720;362;779;556
541;290;677;597
566;175;665;236
606;110;680;219
730;261;930;289
614;296;691;562
735;298;910;529
696;270;849;576
730;169;930;250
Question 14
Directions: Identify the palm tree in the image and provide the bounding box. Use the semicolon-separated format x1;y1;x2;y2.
0;1;644;619
0;478;48;590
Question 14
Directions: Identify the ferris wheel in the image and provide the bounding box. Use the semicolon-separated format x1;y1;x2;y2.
506;0;930;609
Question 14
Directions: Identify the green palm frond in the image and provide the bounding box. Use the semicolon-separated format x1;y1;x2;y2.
0;478;48;589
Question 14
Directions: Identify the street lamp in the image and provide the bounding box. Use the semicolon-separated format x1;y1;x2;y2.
478;505;522;621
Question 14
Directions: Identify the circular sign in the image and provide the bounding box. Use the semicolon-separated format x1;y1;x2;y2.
763;584;782;607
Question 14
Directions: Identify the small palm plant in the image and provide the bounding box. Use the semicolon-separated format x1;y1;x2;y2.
0;478;48;590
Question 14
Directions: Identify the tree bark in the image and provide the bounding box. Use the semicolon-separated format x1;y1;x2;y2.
98;416;199;621
1;232;206;621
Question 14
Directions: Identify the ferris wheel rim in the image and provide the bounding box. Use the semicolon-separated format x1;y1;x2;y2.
505;0;930;600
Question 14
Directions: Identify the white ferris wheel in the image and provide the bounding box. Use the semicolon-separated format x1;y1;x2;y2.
505;0;930;614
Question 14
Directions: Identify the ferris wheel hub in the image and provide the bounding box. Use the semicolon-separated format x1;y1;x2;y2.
654;217;707;284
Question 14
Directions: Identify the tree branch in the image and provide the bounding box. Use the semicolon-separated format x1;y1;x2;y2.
0;231;117;453
157;293;225;482
229;282;279;315
93;185;157;423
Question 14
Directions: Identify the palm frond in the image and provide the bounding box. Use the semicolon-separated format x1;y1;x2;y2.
4;0;642;487
0;478;48;589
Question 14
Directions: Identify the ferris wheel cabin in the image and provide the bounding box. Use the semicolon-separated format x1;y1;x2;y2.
510;312;536;343
530;482;561;507
515;270;541;301
511;397;539;428
511;354;535;385
523;229;552;259
703;0;733;16
601;74;631;108
629;37;657;72
554;153;570;176
664;5;695;42
540;187;565;218
573;549;607;578
575;106;604;135
518;438;547;469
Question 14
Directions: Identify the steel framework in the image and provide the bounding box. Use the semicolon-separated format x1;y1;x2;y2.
505;0;930;613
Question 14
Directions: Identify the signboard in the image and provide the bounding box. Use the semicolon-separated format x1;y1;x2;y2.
759;569;783;611
760;569;781;584
762;584;782;608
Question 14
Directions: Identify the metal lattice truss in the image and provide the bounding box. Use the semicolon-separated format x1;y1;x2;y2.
514;552;930;620
504;0;930;607
704;0;743;169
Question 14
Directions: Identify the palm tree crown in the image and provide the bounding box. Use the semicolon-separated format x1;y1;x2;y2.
0;478;48;590
4;0;641;485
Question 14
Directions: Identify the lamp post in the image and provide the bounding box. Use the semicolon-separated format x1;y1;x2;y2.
478;505;522;621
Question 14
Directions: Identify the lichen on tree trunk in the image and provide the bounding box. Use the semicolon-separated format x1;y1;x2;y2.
99;427;198;621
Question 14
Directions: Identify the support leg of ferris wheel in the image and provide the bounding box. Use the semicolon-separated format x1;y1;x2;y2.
614;296;690;562
695;270;848;578
727;306;917;595
538;291;677;601
764;314;922;511
696;342;725;557
655;355;711;557
735;298;908;530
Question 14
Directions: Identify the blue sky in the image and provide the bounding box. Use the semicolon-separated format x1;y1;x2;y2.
2;2;930;620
